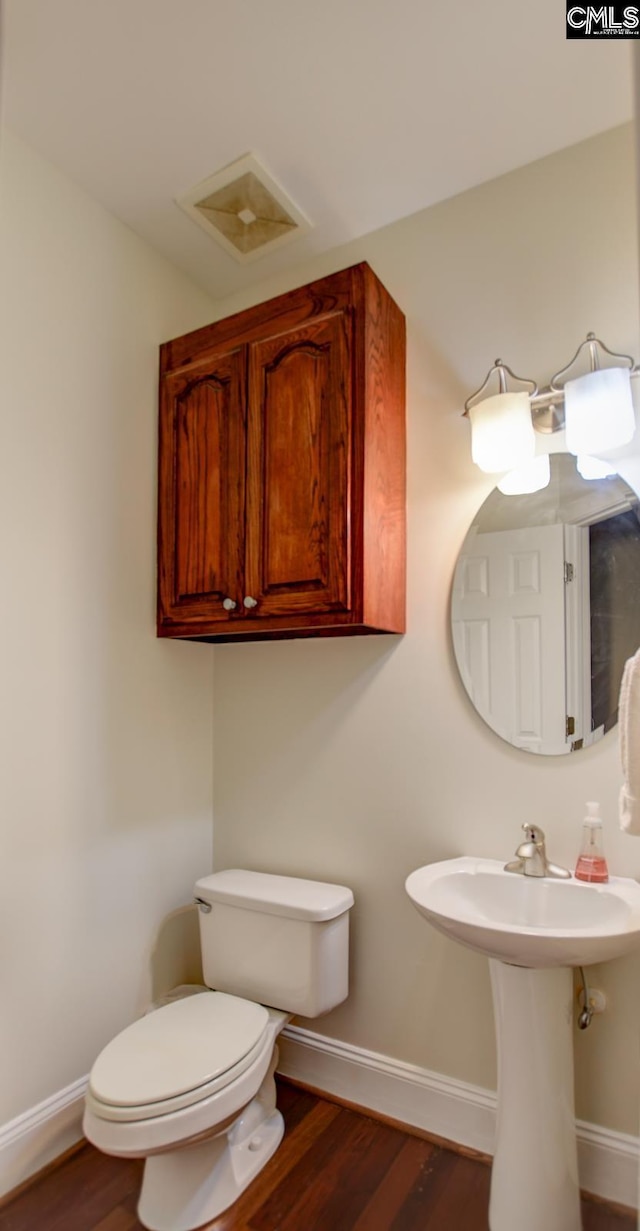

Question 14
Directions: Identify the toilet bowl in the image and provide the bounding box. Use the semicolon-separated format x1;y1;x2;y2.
84;870;353;1231
85;992;289;1231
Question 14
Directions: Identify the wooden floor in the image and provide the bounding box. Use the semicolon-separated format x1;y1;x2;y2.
1;1081;636;1231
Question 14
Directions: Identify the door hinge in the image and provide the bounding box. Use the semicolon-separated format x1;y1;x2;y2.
566;715;576;737
564;561;575;583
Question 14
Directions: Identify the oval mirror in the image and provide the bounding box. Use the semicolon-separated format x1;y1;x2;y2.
451;453;640;755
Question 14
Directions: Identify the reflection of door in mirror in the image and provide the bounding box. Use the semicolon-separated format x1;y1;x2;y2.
451;454;640;756
452;525;567;753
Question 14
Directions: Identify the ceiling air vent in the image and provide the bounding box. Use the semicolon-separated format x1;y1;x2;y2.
177;154;312;264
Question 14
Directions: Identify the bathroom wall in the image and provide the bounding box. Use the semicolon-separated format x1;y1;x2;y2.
0;132;216;1140
210;124;640;1136
1;117;636;1191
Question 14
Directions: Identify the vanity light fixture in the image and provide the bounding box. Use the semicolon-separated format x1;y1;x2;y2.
575;455;618;481
464;334;638;488
497;455;550;496
467;387;535;474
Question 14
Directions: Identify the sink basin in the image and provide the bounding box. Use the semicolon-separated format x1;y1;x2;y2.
405;856;640;967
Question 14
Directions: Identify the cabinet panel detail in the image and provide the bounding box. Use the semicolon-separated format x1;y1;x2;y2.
245;313;350;615
158;349;245;625
175;375;226;600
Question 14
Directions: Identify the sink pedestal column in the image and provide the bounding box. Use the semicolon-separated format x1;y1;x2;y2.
489;960;581;1231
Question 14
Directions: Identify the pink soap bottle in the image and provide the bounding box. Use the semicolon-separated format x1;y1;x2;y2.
574;802;609;883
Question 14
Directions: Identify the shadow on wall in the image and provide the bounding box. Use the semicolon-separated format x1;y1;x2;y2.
148;904;204;1004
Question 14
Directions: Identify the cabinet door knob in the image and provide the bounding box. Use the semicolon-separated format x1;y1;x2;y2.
222;597;237;611
243;595;258;609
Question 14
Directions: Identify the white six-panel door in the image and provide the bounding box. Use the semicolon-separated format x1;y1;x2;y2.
452;524;568;753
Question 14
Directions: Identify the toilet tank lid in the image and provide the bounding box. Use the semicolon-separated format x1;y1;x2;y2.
194;870;354;921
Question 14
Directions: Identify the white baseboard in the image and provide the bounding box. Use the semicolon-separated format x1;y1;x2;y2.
278;1024;640;1210
0;1075;88;1199
3;1036;638;1212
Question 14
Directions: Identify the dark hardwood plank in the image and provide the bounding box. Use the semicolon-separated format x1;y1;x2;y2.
351;1136;438;1230
0;1142;86;1214
93;1208;140;1231
207;1098;340;1231
1;1148;142;1231
581;1194;639;1231
249;1108;410;1231
393;1148;491;1231
1;1080;635;1231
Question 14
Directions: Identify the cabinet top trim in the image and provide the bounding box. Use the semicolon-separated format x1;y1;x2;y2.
160;262;402;375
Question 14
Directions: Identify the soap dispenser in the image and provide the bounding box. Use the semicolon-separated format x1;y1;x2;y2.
574;802;609;883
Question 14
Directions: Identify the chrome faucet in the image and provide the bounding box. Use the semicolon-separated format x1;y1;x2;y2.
504;824;571;879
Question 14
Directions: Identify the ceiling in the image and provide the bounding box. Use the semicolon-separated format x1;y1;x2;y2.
2;0;634;300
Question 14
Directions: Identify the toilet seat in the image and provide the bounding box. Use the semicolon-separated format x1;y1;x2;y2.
88;992;269;1122
83;1007;288;1159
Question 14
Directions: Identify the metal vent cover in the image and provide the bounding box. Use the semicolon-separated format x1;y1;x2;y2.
177;154;312;264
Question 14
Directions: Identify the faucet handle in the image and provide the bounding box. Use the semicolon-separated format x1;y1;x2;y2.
522;823;545;844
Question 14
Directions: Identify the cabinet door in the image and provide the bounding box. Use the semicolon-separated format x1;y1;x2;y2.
158;349;246;626
244;311;352;618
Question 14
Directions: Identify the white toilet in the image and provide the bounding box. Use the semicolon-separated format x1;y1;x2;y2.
83;869;354;1231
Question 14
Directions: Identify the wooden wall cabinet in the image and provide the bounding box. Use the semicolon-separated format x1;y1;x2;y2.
157;262;406;641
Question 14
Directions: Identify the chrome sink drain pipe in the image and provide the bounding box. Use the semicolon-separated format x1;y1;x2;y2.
577;966;593;1030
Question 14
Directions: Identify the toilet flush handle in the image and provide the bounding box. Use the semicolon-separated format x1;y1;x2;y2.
193;897;212;913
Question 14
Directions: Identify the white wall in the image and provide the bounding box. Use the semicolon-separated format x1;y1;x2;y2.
0;132;216;1132
211;125;640;1137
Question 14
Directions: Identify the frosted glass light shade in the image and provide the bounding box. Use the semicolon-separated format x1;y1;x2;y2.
497;455;551;495
468;392;535;474
576;455;617;480
565;367;635;456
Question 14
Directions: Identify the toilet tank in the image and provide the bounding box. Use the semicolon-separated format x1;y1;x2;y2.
194;869;354;1018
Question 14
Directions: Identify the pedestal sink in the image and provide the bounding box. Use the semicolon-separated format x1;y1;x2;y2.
405;857;640;1231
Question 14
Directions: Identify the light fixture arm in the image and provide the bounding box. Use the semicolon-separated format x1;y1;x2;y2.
549;332;636;393
464;360;538;416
